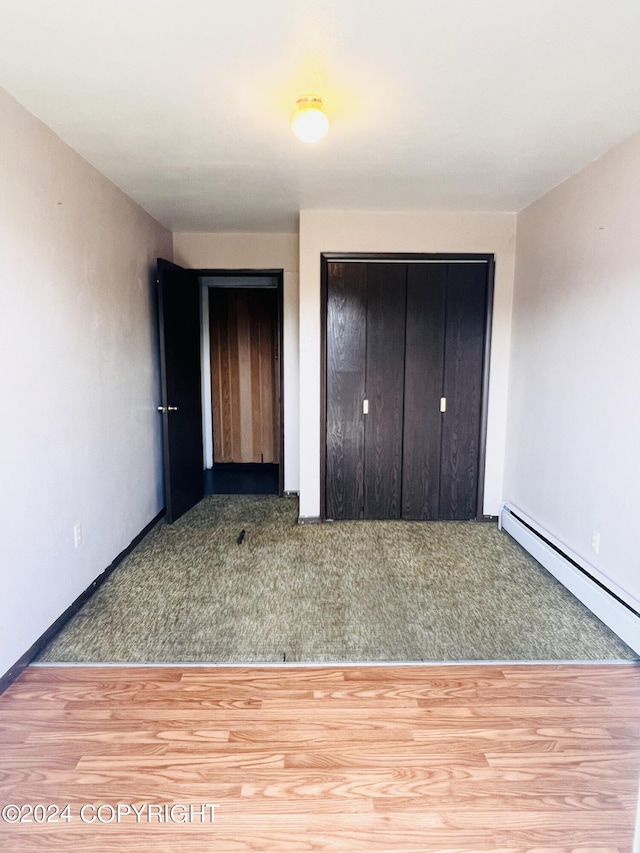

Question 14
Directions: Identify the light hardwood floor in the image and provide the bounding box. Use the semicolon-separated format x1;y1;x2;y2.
0;664;639;852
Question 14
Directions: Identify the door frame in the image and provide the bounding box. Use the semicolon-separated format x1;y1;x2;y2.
320;252;495;522
198;268;285;496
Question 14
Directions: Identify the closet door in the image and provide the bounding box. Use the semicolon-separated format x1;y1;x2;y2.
326;263;367;519
363;263;406;519
324;257;489;522
402;265;447;520
439;263;487;519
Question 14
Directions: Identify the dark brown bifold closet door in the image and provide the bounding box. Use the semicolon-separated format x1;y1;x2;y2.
401;265;447;519
402;261;487;520
326;262;407;519
438;263;487;519
326;263;367;519
325;258;488;522
363;263;406;519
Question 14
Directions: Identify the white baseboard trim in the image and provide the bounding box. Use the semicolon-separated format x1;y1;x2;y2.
501;504;640;655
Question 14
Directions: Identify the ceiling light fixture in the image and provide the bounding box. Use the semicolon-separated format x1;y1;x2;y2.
291;95;329;143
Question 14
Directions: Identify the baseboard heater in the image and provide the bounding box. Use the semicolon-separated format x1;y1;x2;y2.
500;504;640;656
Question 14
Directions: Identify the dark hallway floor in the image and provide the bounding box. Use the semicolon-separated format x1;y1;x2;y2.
204;463;279;495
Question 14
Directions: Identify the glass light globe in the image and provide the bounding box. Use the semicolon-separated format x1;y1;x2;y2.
291;96;329;143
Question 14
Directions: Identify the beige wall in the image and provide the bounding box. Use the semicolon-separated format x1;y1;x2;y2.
298;210;517;519
506;130;640;612
173;232;300;492
0;86;172;676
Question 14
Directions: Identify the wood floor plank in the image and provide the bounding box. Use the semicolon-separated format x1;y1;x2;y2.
0;818;633;851
372;792;636;814
0;664;639;852
24;727;232;746
228;722;417;744
7;705;638;725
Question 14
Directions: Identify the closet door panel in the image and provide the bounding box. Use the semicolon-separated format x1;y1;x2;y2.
326;263;367;519
439;264;487;519
402;265;447;520
364;263;406;519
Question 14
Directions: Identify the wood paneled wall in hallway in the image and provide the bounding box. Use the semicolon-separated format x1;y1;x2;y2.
209;288;279;464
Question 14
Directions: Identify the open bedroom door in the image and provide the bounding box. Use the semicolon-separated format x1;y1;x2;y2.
157;258;204;523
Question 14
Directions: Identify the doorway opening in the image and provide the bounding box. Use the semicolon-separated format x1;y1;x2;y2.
200;272;284;497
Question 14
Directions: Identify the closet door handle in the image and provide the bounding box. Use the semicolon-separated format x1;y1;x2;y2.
440;397;447;413
363;399;369;415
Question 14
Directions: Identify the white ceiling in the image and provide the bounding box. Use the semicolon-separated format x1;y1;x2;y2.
2;0;640;232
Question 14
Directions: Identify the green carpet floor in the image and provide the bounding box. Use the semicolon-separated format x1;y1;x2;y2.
39;495;636;663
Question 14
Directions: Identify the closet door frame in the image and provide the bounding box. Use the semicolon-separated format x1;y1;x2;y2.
320;252;495;522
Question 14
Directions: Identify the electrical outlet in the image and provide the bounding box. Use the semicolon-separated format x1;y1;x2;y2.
73;523;82;548
591;531;600;555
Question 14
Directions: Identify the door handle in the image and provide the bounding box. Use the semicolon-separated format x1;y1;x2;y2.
363;399;369;415
157;406;179;412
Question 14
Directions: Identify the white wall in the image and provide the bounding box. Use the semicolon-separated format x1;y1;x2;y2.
298;210;517;520
173;232;300;492
505;131;640;612
0;87;172;677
